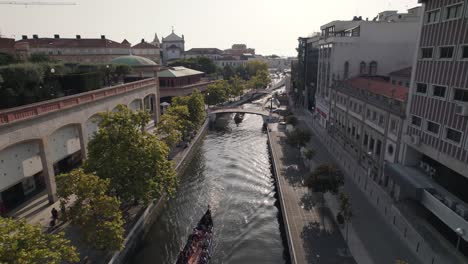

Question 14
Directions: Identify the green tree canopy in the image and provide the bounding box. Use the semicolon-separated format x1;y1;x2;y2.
305;164;344;194
29;52;55;63
157;113;183;148
85;105;178;203
0;52;18;66
0;217;79;264
56;169;124;251
249;69;271;89
205;80;228;105
246;60;268;77
187;89;206;128
286;128;311;148
229;76;246;97
222;65;235;80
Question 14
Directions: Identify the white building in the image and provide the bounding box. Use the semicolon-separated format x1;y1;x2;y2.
314;7;422;128
161;29;185;64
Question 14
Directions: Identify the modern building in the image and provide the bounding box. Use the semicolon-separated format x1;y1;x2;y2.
14;34;132;63
384;0;468;257
131;35;161;64
161;29;185;64
158;66;213;101
314;7;422;129
184;48;223;60
0;37;15;55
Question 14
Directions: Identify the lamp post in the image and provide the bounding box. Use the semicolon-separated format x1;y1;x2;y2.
106;64;110;86
49;68;56;97
456;228;464;251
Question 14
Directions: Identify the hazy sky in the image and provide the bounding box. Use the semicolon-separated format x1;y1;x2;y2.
0;0;418;56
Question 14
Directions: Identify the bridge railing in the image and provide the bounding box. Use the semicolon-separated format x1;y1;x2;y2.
0;78;157;126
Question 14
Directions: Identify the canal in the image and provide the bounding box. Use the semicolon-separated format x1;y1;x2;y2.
130;110;287;264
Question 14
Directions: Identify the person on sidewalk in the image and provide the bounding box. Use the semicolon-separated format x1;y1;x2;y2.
51;207;58;222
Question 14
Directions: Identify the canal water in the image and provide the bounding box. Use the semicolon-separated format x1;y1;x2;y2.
130;111;287;264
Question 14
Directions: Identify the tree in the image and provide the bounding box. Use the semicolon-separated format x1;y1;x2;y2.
168;57;217;74
29;52;54;63
305;164;343;194
235;65;249;80
0;217;79;264
305;164;344;226
338;192;353;249
205;81;228;106
246;60;268;77
285;115;298;126
222;65;235;80
165;105;193;138
85;105;178;203
187;89;206;128
157;113;183;148
56;169;124;251
229;76;246;98
0;52;18;66
285;128;311;148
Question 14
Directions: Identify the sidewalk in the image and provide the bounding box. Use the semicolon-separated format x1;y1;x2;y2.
294;109;422;264
268;123;356;264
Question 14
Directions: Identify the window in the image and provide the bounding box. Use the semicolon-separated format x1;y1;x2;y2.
444;3;463;20
426;121;440;134
366;109;371;118
358;105;362;113
439;46;454;59
432;85;447;98
360;62;367;75
352;126;356;136
344;61;349;79
390;119;397;133
376;140;382;156
405;82;410;88
421;47;433;59
426;9;440;23
378;115;384;126
411;116;422;127
445;128;462;143
416;83;428;94
387;144;394;155
461;45;468;59
369;138;375;151
369;61;377;75
372;111;377;121
453;88;468;102
364;134;369;146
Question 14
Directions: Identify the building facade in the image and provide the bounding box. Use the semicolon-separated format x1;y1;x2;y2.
161;30;185;64
14;34;132;63
223;44;255;59
383;0;468;257
315;7;422;129
0;37;15;55
131;34;161;64
184;48;223;60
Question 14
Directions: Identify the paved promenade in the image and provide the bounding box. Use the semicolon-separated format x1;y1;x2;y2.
268;123;356;264
294;109;423;264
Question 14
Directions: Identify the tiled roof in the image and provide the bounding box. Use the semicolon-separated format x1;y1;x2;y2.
132;41;158;49
185;48;223;55
159;66;204;78
0;38;15;49
389;67;412;78
346;77;408;102
163;32;183;42
16;37;129;49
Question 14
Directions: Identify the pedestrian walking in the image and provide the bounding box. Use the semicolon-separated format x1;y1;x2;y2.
51;207;58;221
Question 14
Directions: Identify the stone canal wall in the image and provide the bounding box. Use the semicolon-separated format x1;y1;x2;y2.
108;119;209;264
266;128;297;264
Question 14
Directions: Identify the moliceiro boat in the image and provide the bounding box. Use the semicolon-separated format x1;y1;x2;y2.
176;207;213;264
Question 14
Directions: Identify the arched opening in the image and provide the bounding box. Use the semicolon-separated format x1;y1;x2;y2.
85;114;102;141
359;62;367;75
369;61;378;76
0;140;45;213
48;124;83;176
129;99;143;111
144;94;156;114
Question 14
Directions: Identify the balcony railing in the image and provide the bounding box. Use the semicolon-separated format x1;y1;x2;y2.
0;78;157;126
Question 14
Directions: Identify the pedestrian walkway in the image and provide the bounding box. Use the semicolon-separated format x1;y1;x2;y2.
294;109;422;264
268;123;356;264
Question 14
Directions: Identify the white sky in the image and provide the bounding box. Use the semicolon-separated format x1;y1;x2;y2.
0;0;418;56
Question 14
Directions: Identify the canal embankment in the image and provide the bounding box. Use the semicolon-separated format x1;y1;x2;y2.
108;119;209;264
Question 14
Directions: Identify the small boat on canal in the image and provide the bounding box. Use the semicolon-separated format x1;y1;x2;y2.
234;113;245;125
176;207;213;264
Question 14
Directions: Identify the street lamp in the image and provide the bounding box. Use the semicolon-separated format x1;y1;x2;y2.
106;65;110;86
456;228;464;251
50;68;55;74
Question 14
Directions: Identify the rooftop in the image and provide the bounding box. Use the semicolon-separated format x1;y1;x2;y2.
345;77;408;102
132;40;158;49
16;36;129;49
159;66;204;78
162;31;184;42
185;48;223;55
389;67;412;78
0;37;15;50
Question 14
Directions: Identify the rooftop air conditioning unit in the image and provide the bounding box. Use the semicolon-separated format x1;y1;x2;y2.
455;104;468;116
410;135;421;146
